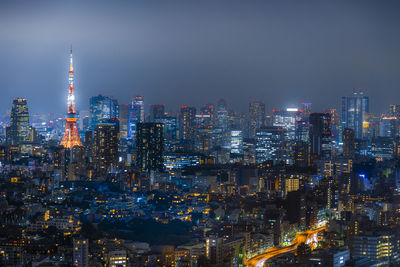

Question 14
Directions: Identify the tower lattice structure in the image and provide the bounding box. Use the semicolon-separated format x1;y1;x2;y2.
60;46;83;149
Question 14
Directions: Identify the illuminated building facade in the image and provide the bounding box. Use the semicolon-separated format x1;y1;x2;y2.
379;116;397;138
295;120;310;143
163;153;209;170
309;113;332;159
343;128;355;158
248;100;265;138
180;106;196;141
301;102;312;120
230;130;243;156
73;238;88;267
93;119;120;173
293;141;311;167
6;98;30;145
119;104;129;138
108;250;128;267
155;116;178;143
136;122;164;172
255;126;285;164
200;104;215;129
352;232;396;264
60;47;83;149
89;94;119;130
127;95;144;139
273;108;302;141
371;137;393;160
342;91;369;139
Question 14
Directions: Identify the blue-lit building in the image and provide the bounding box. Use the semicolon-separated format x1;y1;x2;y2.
342;91;369;140
127;95;144;139
230;130;243;160
371;137;393;160
295;120;310;143
89;95;119;130
255;126;285;164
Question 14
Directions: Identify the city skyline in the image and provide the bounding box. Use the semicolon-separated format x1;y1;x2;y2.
3;2;400;266
2;0;400;115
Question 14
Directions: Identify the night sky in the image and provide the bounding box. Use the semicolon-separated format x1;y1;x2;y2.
1;0;400;115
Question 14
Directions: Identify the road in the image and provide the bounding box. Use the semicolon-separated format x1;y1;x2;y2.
245;226;326;267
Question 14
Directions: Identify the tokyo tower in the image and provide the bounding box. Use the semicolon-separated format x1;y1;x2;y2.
60;46;83;149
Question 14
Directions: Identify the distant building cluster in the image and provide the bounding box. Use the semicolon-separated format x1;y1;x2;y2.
1;51;400;267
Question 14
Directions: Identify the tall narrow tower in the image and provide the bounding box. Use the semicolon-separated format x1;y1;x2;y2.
60;46;83;149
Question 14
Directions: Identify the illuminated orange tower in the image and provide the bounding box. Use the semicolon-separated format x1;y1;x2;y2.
60;46;83;149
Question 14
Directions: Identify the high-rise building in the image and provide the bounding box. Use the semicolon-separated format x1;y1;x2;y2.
136;122;164;172
89;95;119;130
179;106;196;141
206;237;223;266
93;119;120;173
342;91;369;139
216;98;228;132
295;121;310;143
230;130;243;155
309;113;332;159
243;138;256;164
273;108;302;141
155;116;178;142
127;95;144;139
248;100;266;138
379;116;397;138
60;46;83;149
293;141;311;167
73;238;88;267
196;128;213;153
150;104;165;122
214;99;229;147
199;104;215;129
230;130;243;161
255;126;285;164
301;102;312;121
343;128;355;158
119;104;129;139
6;98;30;145
78;110;90;132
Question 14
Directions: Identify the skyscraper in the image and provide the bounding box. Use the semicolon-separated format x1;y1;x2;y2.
216;99;228;131
136;122;164;172
155;116;178;142
93;119;120;173
295;120;310;143
150;104;165;122
342;91;369;139
6;98;30;145
248;100;266;138
199;104;215;129
301;102;312;121
127;95;144;139
89;95;119;130
255;126;285;164
273;108;301;141
343;128;355;158
60;46;83;149
119;104;129;139
230;130;243;161
180;106;196;141
309;113;332;159
293;141;311;167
